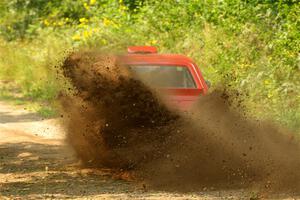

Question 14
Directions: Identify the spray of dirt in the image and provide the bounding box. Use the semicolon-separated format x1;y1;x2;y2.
59;50;300;193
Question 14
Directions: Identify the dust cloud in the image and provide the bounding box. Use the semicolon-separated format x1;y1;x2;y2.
59;50;300;194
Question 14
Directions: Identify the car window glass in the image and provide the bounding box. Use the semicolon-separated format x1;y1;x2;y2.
129;65;196;88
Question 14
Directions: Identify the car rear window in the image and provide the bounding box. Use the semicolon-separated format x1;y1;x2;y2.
129;65;196;88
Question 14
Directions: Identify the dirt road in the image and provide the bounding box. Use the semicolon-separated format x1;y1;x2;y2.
0;101;296;199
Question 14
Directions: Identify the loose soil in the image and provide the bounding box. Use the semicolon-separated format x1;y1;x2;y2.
0;101;280;199
59;50;300;197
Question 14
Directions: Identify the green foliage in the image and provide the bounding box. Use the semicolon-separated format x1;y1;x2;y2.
37;106;57;118
0;0;299;130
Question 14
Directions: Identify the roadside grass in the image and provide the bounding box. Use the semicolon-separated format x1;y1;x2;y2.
0;35;70;118
0;81;58;118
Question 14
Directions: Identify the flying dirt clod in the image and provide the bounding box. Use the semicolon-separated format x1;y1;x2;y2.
60;50;300;193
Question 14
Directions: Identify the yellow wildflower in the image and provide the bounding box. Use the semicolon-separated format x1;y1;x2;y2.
103;18;111;26
43;19;50;26
90;0;96;5
79;18;88;24
83;2;90;10
264;80;270;85
72;34;81;41
150;40;158;45
83;30;92;39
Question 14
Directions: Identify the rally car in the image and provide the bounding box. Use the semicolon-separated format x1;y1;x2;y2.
120;46;209;109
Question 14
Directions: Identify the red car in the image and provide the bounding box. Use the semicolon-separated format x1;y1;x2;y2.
119;46;209;110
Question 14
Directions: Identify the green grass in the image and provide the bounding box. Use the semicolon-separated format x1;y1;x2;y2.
36;107;57;118
0;35;68;118
0;74;59;118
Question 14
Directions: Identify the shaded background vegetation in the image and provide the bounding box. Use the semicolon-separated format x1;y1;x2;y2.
0;0;299;130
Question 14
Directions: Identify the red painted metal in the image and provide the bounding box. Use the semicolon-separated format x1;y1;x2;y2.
118;47;208;109
127;46;158;54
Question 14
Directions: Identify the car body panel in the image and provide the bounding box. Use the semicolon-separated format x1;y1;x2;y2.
117;49;208;109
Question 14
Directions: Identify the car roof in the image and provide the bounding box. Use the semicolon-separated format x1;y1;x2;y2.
118;53;195;66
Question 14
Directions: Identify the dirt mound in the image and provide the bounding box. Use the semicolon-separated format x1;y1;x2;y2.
60;50;300;193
